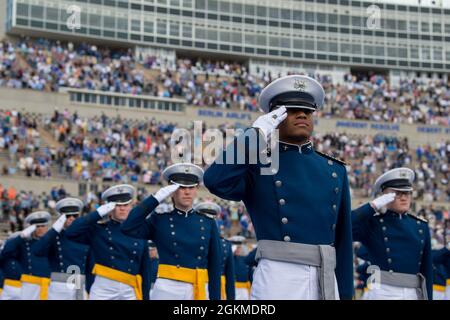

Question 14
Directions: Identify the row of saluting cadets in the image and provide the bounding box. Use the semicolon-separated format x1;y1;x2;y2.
0;74;449;300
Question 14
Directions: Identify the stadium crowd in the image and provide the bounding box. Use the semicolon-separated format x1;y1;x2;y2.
0;108;449;203
1;38;449;125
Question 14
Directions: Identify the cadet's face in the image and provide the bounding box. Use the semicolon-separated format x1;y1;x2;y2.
173;186;197;208
278;108;314;143
34;225;48;238
112;203;132;222
149;248;158;259
384;188;412;214
64;215;78;228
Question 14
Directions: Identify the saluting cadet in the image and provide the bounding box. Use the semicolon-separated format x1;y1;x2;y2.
121;163;222;300
432;246;450;300
432;248;448;300
65;185;151;300
204;75;353;300
352;168;433;300
229;236;252;300
0;232;23;300
33;198;90;300
194;201;235;300
1;211;52;300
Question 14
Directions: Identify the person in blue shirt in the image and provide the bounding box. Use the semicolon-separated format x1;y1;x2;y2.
65;184;151;300
121;163;222;300
194;201;235;300
0;232;23;300
1;211;52;300
204;75;353;300
33;197;90;300
352;167;433;300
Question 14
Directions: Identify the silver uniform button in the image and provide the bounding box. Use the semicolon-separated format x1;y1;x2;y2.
170;224;174;228
328;160;333;165
332;224;336;231
200;219;203;223
387;258;392;264
384;237;388;242
333;205;337;211
279;199;286;205
275;180;282;187
171;232;175;235
281;217;288;224
197;256;202;260
271;168;277;174
382;226;387;231
335;187;339;194
200;246;204;250
332;172;337;178
418;229;423;234
380;218;384;223
386;248;390;253
284;235;291;242
201;236;205;240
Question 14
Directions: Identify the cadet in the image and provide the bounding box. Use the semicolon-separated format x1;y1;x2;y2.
121;163;222;300
65;184;151;300
245;247;257;284
355;245;371;300
432;247;447;300
204;75;353;300
0;232;23;300
229;236;252;300
33;197;90;300
352;168;433;300
1;211;52;300
148;240;159;296
432;245;449;300
194;201;235;300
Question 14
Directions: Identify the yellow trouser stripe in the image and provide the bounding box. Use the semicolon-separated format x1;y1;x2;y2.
447;279;450;286
221;275;226;300
157;264;208;300
433;285;446;292
20;274;50;300
4;279;22;288
92;264;143;300
236;281;251;295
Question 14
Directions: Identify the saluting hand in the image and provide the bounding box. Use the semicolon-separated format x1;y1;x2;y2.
370;192;396;213
20;224;37;239
252;106;287;139
52;214;67;233
97;202;117;217
153;184;180;203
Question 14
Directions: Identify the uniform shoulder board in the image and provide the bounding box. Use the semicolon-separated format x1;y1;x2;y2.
195;211;215;220
407;213;428;223
315;150;347;166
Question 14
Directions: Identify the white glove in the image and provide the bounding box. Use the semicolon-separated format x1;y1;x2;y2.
252;106;288;140
52;214;67;233
371;193;396;213
20;225;37;239
154;184;180;203
97;202;116;217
